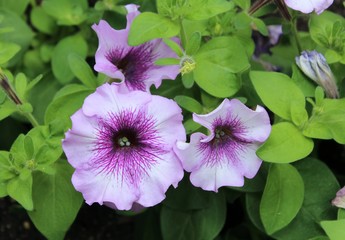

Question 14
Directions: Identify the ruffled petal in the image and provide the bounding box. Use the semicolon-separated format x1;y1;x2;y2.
174;132;207;172
227;99;271;142
92;20;130;79
62;110;98;169
193;99;229;130
125;4;140;28
147;95;186;146
284;0;333;14
145;39;180;90
190;161;244;192
82;83;151;118
72;168;139;210
137;151;184;206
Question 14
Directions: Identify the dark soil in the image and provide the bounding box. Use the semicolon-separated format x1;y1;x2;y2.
0;197;135;240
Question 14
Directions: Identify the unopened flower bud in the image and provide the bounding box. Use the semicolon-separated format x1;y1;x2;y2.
332;186;345;209
0;70;22;105
296;50;339;99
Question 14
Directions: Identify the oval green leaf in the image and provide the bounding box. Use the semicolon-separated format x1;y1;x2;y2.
161;193;226;240
128;12;180;46
52;35;88;84
257;122;314;163
260;163;304;235
250;71;306;121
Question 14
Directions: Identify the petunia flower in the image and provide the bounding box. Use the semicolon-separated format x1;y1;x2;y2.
284;0;333;14
92;4;180;92
62;83;186;210
174;99;271;192
296;50;339;98
332;186;345;209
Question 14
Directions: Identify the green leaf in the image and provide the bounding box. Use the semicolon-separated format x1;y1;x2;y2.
0;9;34;66
28;161;83;240
155;58;180;66
52;34;88;84
233;0;250;10
163;38;183;57
257;122;314;163
250;71;306;122
68;53;98;88
291;64;316;97
0;151;15;182
338;209;345;220
44;85;93;124
14;73;27;100
194;37;250;97
309;11;345;53
0;41;20;65
185;0;234;20
27;73;60;123
42;0;88;26
174;95;203;113
303;98;345;144
321;219;345;240
161;193;226;240
128;12;180;46
260;164;304;235
183;118;201;134
7;172;33;210
182;72;194;89
273;158;339;239
186;32;201;55
252;18;268;36
24;136;34;160
0;0;29;15
30;6;57;34
0;98;17;120
164;177;213;210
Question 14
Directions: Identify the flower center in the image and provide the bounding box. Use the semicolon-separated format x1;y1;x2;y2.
118;137;131;147
214;126;232;141
180;56;195;75
106;43;156;91
112;128;138;149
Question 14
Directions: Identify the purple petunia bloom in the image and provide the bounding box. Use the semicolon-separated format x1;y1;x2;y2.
284;0;333;14
92;4;180;93
174;99;271;192
62;83;186;210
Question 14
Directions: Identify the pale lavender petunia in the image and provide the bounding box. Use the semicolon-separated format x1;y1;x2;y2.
284;0;333;14
62;83;186;210
92;4;180;93
174;99;271;192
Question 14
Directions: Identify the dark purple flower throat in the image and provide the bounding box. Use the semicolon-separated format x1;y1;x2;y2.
92;109;166;184
106;43;156;91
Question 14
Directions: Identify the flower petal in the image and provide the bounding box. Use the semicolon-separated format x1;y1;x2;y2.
147;95;186;145
284;0;333;14
72;168;139;210
190;162;244;192
62;110;98;169
82;83;151;118
174;132;207;172
92;20;129;79
137;152;184;206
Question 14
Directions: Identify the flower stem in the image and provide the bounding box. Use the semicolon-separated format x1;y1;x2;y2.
291;17;302;54
23;112;39;127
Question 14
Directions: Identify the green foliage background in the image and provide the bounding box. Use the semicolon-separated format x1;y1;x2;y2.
0;0;345;239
